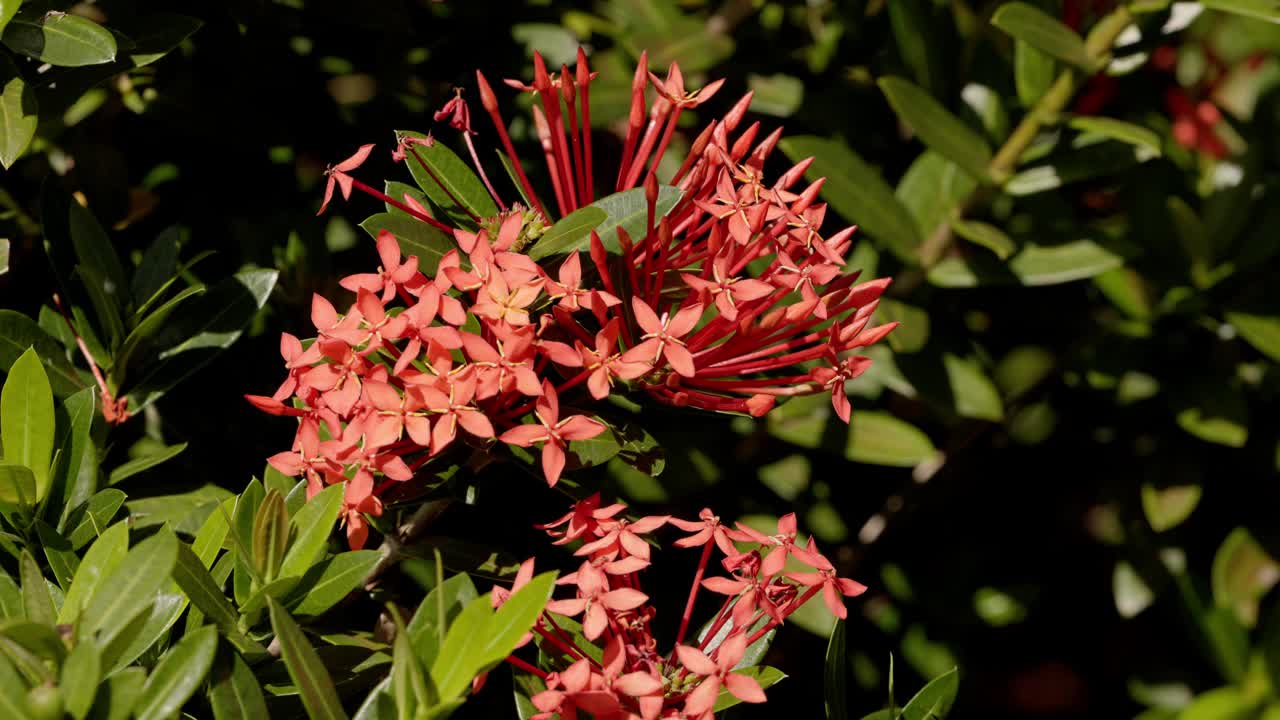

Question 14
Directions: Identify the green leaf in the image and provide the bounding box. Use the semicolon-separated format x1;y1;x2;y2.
1015;40;1056;107
825;619;848;720
780;135;922;263
1067;116;1162;156
2;347;54;501
19;551;54;625
75;264;125;352
209;651;270;720
1200;0;1280;23
232;479;265;607
290;550;380;617
0;465;34;506
888;0;942;93
267;596;349;720
878;77;992;181
1175;388;1249;448
527;206;607;260
895;151;977;250
0;1;18;37
49;387;96;530
35;521;77;591
171;543;251;650
1212;528;1279;628
252;490;289;583
131;227;181;308
64;489;126;549
1142;484;1202;533
747;72;804;117
1178;687;1261;720
126;13;202;67
57;521;127;625
942;354;1005;421
135;625;218;720
408;573;477;666
83;530;178;649
0;310;84;397
93;666;146;720
2;12;117;66
279;483;344;580
1004;141;1156;196
360;213;455;276
992;3;1093;70
127;269;278;409
1113;561;1154;619
1226;311;1280;363
528;186;683;259
712;666;787;711
901;667;959;720
55;190;129;335
107;442;187;486
846;412;937;466
126;484;231;534
929;239;1123;287
474;571;556;669
61;640;100;720
397;131;499;229
0;574;20;620
0;650;27;719
112;286;205;382
0;57;35;169
951;219;1015;260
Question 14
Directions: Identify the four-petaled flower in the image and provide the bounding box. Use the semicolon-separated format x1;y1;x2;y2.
675;633;767;716
499;381;606;486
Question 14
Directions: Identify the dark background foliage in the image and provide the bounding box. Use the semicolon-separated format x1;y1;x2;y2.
3;0;1280;718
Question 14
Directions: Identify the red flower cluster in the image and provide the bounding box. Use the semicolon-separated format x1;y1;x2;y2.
496;495;865;719
247;49;895;548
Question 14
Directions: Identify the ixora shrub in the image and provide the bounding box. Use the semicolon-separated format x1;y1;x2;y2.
238;48;899;717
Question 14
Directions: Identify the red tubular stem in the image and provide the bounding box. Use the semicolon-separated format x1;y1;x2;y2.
348;178;455;234
674;541;714;647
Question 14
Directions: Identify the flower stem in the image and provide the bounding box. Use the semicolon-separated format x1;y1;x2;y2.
674;540;714;647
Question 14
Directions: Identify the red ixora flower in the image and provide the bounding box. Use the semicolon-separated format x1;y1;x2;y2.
495;498;866;718
249;46;897;549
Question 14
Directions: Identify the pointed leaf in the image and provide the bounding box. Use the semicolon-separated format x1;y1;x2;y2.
135;625;218;720
929;239;1122;287
397;131;499;229
2;13;117;66
278;482;343;580
901;667;959;720
527;186;683;259
360;213;455;276
1067;116;1162;156
64;488;126;549
1200;0;1280;23
992;3;1094;71
0;57;35;169
267;596;349;720
35;521;77;591
825;619;848;720
83;530;178;648
172;542;261;655
712;666;786;712
0;311;84;397
846;412;938;466
107;442;187;486
252;489;289;583
1226;311;1280;363
0;465;34;506
57;521;127;625
290;550;380;617
209;650;270;720
878;77;992;181
61;639;100;720
950;219;1015;260
2;347;54;501
1213;528;1279;628
19;551;54;625
49;387;96;530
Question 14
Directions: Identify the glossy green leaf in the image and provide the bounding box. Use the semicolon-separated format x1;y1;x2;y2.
19;551;54;625
397;131;498;228
878;299;930;354
929;239;1122;287
1067;116;1162;155
942;354;1005;421
171;543;244;645
528;185;683;259
94;666;146;720
901;667;959;720
75;263;125;352
747;72;804;117
135;625;218;720
888;0;941;92
0;650;27;718
1212;528;1279;627
131;227;181;307
951;219;1015;259
780;135;922;263
0;57;35;169
1175;389;1248;448
240;575;299;616
992;3;1093;70
112;285;205;380
107;442;187;486
127;484;231;534
61;640;100;720
846;412;937;466
474;571;556;669
279;482;343;580
49;387;96;530
83;530;178;648
35;521;77;591
0;2;17;37
895;151;977;249
127;13;202;67
1226;311;1280;363
60;489;125;551
1142;484;1202;533
0;573;19;620
1200;0;1280;23
879;77;992;181
267;596;349;720
360;213;455;276
408;572;478;665
0;311;84;397
252;489;289;583
712;666;787;711
290;550;380;617
1178;687;1260;720
2;12;117;66
1004;141;1156;195
824;619;848;720
57;521;127;625
1015;40;1056;107
2;347;54;501
210;650;269;720
0;465;34;506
